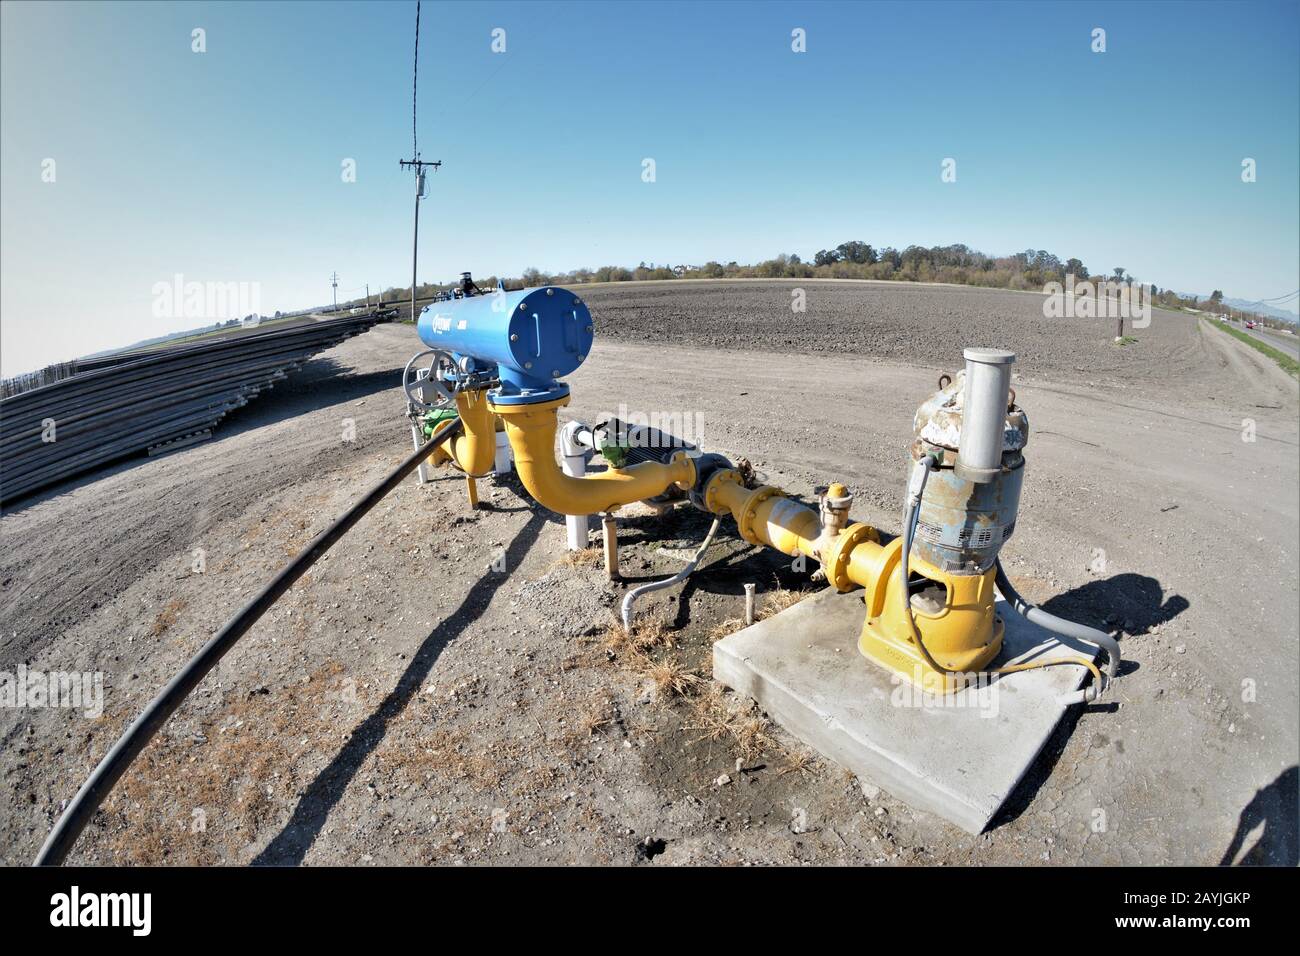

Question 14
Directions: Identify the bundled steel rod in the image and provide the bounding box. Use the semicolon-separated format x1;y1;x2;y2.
1;312;393;505
33;418;463;866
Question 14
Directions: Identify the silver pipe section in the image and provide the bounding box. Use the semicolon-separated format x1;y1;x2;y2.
620;516;723;631
955;347;1015;484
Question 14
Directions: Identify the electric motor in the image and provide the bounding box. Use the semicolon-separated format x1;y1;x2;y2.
910;352;1029;574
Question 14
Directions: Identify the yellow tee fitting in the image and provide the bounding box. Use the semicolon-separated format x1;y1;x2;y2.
489;395;695;515
453;390;497;477
426;390;498;507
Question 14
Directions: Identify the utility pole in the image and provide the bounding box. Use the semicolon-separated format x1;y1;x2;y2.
401;1;440;326
398;157;441;324
365;283;370;312
331;271;339;312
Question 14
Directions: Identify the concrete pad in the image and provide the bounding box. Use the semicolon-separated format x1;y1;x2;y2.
712;588;1100;834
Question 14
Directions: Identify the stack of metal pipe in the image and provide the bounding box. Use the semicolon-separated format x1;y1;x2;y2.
0;312;393;506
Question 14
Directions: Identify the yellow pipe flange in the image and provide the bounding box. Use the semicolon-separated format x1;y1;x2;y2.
735;485;783;546
702;468;744;515
820;521;881;592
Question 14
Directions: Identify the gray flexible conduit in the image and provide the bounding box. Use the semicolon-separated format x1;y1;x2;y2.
900;455;1120;700
620;517;723;631
993;559;1121;687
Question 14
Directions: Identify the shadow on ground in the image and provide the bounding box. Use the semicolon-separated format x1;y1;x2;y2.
1041;571;1189;638
992;571;1188;829
251;510;547;865
1219;766;1298;866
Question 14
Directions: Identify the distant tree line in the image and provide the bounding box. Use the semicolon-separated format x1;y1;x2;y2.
345;241;1291;330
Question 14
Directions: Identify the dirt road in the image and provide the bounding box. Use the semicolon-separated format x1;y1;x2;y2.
2;280;1295;866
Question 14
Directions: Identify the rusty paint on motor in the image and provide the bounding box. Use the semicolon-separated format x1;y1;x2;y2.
911;456;1024;573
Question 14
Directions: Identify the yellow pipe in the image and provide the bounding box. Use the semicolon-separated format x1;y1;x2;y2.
449;390;497;477
705;472;822;559
485;391;1074;693
489;395;695;515
427;391;496;475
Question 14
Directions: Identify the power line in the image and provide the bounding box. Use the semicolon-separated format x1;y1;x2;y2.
400;0;441;325
1235;289;1298;310
412;0;420;158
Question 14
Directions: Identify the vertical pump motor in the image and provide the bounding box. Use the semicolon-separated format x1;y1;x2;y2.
910;349;1028;574
856;348;1029;691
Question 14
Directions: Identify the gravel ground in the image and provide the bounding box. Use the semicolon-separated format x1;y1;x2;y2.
1;279;1296;866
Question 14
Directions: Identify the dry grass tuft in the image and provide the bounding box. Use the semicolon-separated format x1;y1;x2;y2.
596;616;702;700
556;547;603;569
639;655;702;698
728;714;774;760
709;617;745;642
778;748;820;777
760;584;806;619
628;616;673;651
576;692;616;739
149;597;187;637
599;615;673;657
597;621;632;656
686;684;773;760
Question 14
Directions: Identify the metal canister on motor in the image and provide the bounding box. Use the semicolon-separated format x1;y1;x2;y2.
909;352;1029;574
955;348;1015;483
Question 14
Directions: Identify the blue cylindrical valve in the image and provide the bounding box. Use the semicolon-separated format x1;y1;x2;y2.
416;286;594;404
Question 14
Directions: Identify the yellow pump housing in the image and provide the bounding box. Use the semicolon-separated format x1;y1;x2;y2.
700;467;1000;693
856;543;1003;693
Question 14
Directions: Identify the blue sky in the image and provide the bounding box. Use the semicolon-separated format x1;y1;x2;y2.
2;0;1297;375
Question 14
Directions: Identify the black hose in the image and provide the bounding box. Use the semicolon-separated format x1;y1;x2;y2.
33;418;464;866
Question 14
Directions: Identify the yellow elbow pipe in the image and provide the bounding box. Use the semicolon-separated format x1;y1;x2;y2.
450;390;497;477
489;395;695;515
428;390;497;477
